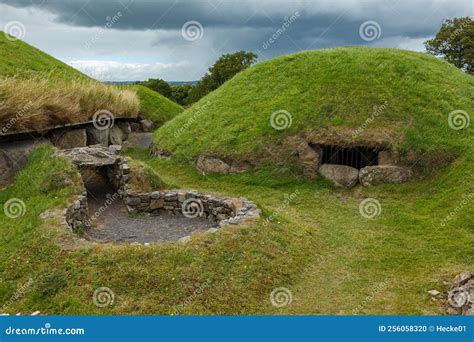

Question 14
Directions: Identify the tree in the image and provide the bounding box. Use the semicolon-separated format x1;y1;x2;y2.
170;85;193;106
142;78;172;98
425;17;474;74
188;51;258;103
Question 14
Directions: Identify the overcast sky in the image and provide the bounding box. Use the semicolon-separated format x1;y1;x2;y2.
0;0;472;81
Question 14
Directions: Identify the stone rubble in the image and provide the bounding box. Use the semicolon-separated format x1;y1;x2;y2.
446;271;474;315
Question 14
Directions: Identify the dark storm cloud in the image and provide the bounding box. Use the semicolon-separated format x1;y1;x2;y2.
2;0;468;40
1;0;471;81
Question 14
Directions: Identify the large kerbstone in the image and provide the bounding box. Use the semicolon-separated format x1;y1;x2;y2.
50;128;87;149
109;125;124;145
318;164;359;188
86;126;109;146
0;139;41;187
196;155;230;175
123;132;153;149
359;165;412;186
285;135;322;178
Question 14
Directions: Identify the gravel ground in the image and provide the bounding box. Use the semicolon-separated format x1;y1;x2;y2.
83;171;217;244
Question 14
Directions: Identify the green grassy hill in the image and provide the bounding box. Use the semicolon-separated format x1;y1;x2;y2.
128;85;183;127
154;47;473;164
0;33;88;80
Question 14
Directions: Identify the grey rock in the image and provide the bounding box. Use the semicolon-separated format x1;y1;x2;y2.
140;119;154;132
109;125;124;145
50;129;87;149
196;155;230;175
318;164;359;188
86;126;109;147
150;191;161;199
359;165;412;186
123;132;153;149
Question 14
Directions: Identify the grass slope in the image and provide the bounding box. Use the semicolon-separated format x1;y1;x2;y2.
0;146;471;314
0;33;139;133
0;33;88;80
128;85;183;127
154;47;473;162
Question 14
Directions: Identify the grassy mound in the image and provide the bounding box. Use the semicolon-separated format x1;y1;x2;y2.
128;85;183;127
154;47;473;164
0;33;139;133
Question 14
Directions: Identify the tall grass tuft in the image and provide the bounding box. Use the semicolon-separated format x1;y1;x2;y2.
0;76;139;133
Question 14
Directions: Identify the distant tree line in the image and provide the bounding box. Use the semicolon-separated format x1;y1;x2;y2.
137;51;257;106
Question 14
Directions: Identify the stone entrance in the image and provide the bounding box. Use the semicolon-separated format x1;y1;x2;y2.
59;146;260;244
320;145;379;170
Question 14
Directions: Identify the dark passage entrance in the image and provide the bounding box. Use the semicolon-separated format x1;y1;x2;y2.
320;145;378;169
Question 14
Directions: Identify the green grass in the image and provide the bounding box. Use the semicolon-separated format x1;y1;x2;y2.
154;47;473;164
0;145;471;315
0;32;88;80
127;85;184;127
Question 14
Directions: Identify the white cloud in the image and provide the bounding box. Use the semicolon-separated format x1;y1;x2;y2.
67;60;189;81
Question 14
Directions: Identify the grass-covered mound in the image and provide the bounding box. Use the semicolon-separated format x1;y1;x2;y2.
0;33;139;133
154;47;473;164
128;85;183;127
